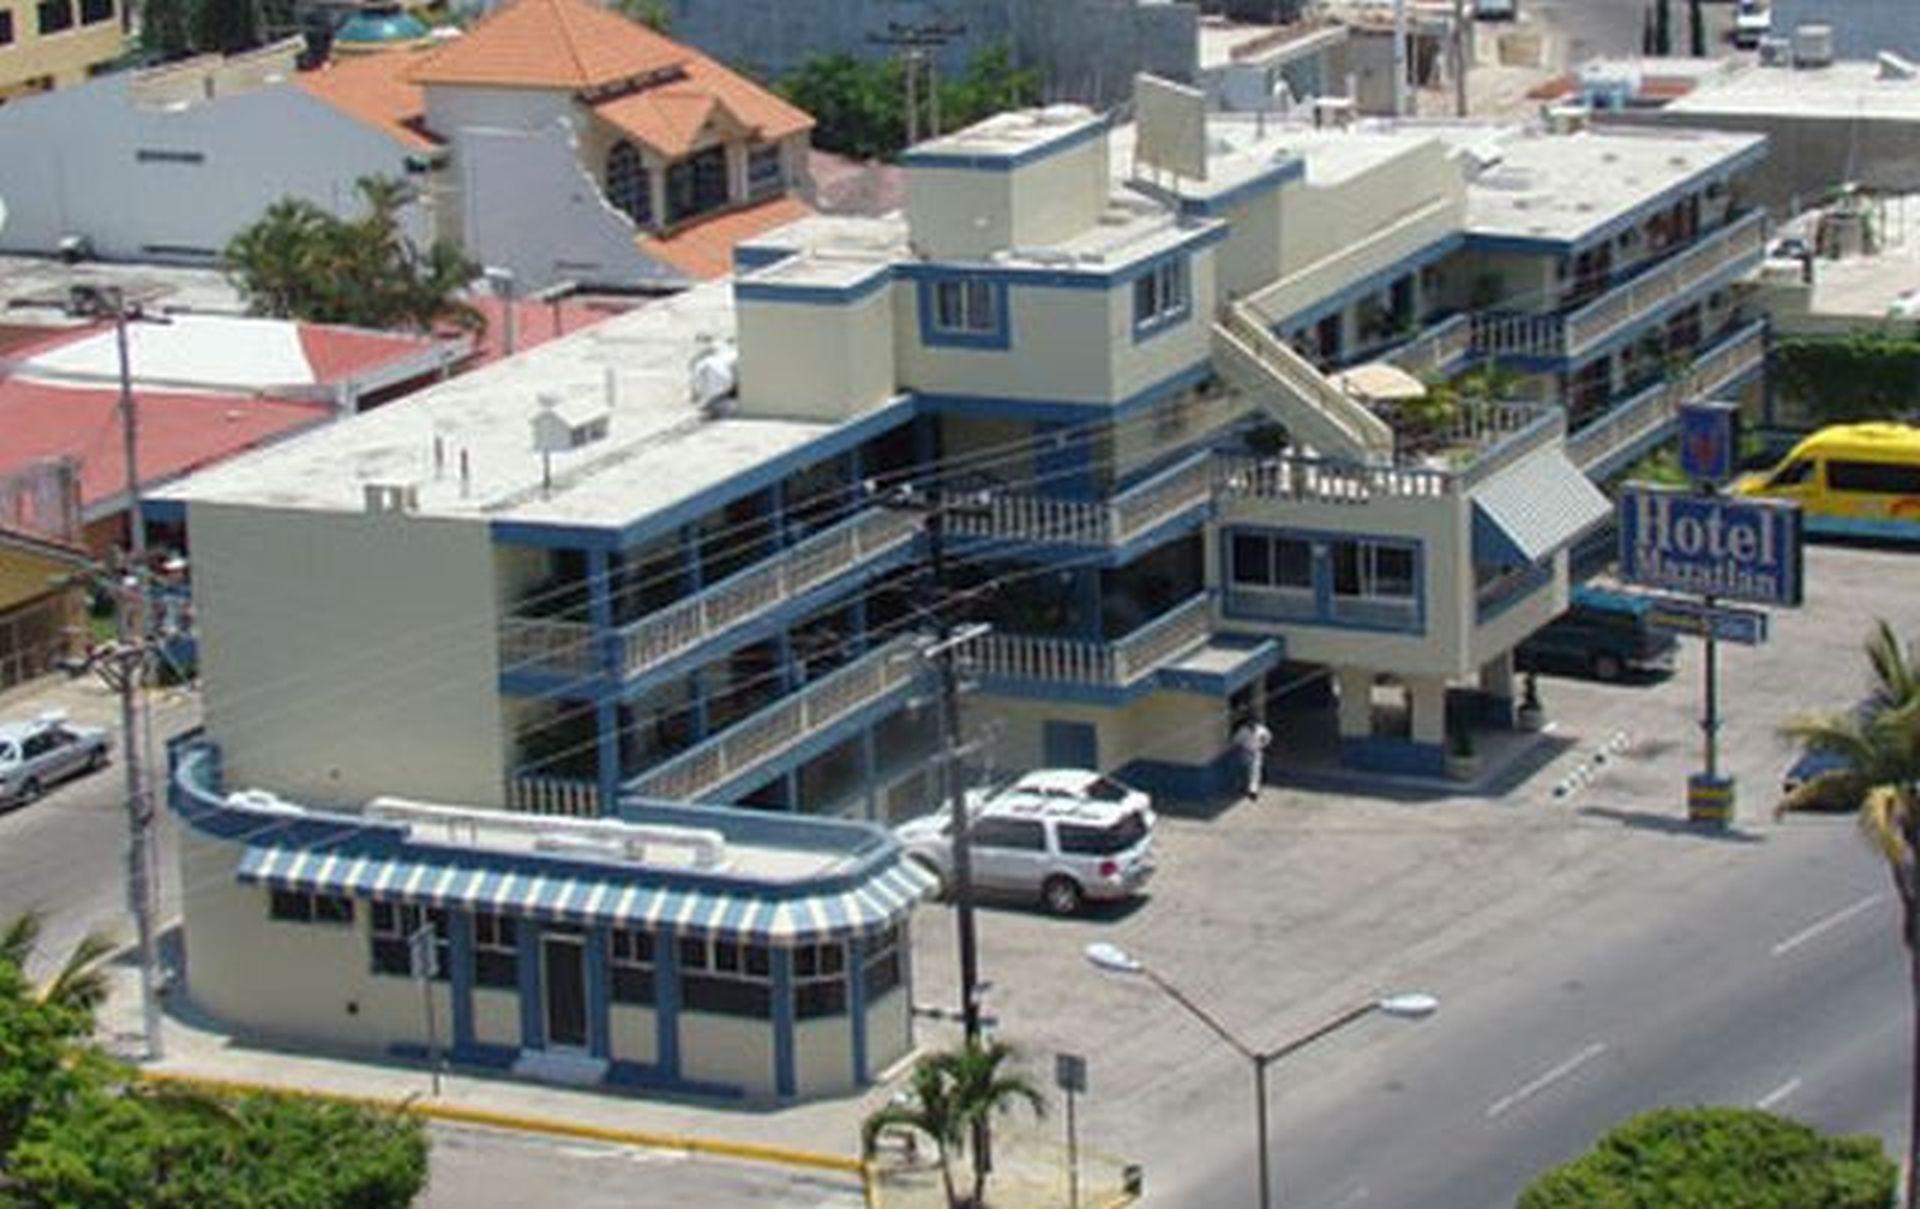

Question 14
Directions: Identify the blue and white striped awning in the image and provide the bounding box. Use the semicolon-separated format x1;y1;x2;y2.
1471;448;1612;567
236;845;934;945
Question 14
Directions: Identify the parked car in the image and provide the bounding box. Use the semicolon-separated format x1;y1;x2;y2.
0;712;110;807
1001;768;1155;821
895;787;1156;916
1516;587;1677;682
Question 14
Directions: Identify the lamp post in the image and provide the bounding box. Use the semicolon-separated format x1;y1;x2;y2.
1084;943;1437;1209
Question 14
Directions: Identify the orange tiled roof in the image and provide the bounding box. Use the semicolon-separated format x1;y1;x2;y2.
408;0;686;90
297;49;436;150
638;195;811;280
591;51;812;156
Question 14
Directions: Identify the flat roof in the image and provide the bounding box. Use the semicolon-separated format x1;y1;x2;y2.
1781;193;1920;319
904;104;1105;164
158;280;847;529
1196;16;1344;71
1113;113;1435;206
1661;58;1920;122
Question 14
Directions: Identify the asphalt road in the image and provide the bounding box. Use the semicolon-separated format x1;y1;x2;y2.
1171;818;1902;1209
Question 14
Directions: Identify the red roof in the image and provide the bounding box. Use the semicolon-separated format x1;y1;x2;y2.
408;0;686;90
296;49;436;151
454;296;633;367
0;383;331;516
638;195;812;281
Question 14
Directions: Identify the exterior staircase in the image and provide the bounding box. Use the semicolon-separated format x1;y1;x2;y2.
1211;300;1396;466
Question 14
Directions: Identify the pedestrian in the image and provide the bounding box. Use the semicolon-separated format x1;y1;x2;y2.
1233;715;1272;800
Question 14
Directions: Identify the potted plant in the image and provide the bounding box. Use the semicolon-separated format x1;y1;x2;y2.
1446;721;1480;781
1516;671;1545;732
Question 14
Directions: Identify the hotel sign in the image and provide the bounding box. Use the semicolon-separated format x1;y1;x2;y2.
1617;485;1804;607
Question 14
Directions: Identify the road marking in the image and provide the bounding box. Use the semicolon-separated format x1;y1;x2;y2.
1771;894;1883;957
1486;1042;1607;1120
1756;1077;1802;1111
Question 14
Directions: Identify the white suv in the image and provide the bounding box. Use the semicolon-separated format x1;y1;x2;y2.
895;788;1156;916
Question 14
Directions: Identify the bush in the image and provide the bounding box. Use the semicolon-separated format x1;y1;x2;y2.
1772;334;1920;426
1518;1106;1896;1209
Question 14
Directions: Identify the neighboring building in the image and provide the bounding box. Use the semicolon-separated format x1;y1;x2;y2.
0;0;817;291
0;0;123;104
1198;12;1351;113
0;459;86;688
1767;0;1916;63
1587;52;1920;214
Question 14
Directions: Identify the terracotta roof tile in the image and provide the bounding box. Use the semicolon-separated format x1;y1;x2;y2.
408;0;686;90
592;51;811;156
296;49;437;150
638;195;811;280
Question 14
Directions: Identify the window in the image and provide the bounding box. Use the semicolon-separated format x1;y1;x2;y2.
1132;257;1190;335
665;146;729;224
679;937;773;1018
370;902;449;980
36;0;71;33
1333;541;1415;600
605;140;651;227
1229;533;1312;591
747;144;783;199
609;928;654;1005
933;279;997;335
471;911;518;989
1827;460;1920;496
0;11;14;43
268;889;353;925
78;0;110;23
1768;459;1814;489
863;924;903;1001
792;941;847;1019
1057;812;1148;856
971;817;1047;851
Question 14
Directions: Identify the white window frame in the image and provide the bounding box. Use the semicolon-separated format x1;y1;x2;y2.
1133;257;1190;335
932;279;998;336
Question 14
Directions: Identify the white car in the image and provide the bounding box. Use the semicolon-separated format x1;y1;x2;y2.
0;712;110;806
1002;768;1155;822
1733;0;1770;48
895;785;1156;916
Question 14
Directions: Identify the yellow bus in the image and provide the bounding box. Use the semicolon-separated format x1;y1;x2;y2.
1734;423;1920;538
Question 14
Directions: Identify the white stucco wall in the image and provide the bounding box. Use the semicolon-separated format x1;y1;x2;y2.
793;1015;856;1095
679;1012;776;1093
423;84;575;138
0;75;424;261
906;136;1107;260
188;501;510;809
864;986;913;1076
735;285;897;420
1009;136;1110;250
179;829;452;1052
608;1002;659;1066
471;987;521;1049
972;688;1232;774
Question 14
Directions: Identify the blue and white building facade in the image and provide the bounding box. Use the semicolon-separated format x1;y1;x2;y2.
152;97;1770;1090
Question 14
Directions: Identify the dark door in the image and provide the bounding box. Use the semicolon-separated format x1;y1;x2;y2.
542;935;587;1049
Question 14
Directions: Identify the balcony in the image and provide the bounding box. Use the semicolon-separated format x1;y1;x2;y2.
971;592;1213;692
626;634;921;803
945;449;1215;549
1470;212;1767;363
1565;318;1766;476
499;507;919;685
1381;313;1473;381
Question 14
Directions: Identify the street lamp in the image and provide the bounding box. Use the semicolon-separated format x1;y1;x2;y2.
1084;943;1437;1209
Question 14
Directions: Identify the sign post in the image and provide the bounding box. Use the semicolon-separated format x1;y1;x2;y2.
409;924;443;1096
1617;402;1803;826
1056;1052;1088;1209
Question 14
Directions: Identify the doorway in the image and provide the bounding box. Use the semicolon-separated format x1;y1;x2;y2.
541;932;588;1050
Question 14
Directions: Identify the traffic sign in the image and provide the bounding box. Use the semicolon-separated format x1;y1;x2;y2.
1645;597;1769;645
1055;1052;1088;1094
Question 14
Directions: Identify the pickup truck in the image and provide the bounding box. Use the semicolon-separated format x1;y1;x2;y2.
1516;587;1678;682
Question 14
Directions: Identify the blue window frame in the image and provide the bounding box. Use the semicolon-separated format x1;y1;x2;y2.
1223;528;1423;633
1132;256;1191;341
918;276;1010;350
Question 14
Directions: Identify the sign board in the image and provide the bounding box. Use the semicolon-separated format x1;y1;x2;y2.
1617;486;1804;607
1677;400;1740;486
1134;74;1208;182
408;926;439;981
1645;596;1769;645
1055;1052;1088;1095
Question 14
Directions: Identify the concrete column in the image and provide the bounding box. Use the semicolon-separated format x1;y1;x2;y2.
1408;676;1449;746
771;946;796;1098
585;924;611;1061
654;928;680;1080
1335;667;1373;739
1479;649;1515;700
847;933;869;1083
516;917;542;1050
449;912;475;1054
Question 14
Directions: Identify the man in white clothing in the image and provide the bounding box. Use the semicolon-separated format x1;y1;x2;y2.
1233;716;1273;799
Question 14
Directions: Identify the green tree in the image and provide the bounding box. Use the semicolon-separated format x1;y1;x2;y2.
139;0;196;60
1779;620;1920;1209
936;43;1041;135
225;177;483;334
0;911;113;1016
1519;1106;1895;1209
190;0;260;56
781;53;905;161
862;1039;1045;1209
613;0;670;32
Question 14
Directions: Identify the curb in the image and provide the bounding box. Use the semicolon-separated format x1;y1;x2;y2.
137;1071;866;1179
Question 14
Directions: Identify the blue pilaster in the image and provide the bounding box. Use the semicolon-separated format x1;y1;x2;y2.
859;728;879;822
771;481;792;548
595;698;620;817
1313;543;1333;618
585;924;611;1060
847;933;869;1083
689;671;711;741
782;770;800;812
899;922;916;1049
680;525;703;593
771;946;796;1098
449;911;475;1053
843;448;864;513
775;629;798;689
848;594;868;648
516;918;542;1049
589;549;621;815
654;929;681;1079
1075;569;1104;640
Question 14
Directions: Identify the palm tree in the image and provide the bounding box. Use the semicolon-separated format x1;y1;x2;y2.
1;911;115;1014
862;1039;1046;1209
1779;620;1920;1209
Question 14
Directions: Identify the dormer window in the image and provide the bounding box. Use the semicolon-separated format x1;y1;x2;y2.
606;140;652;227
747;144;784;201
666;146;729;224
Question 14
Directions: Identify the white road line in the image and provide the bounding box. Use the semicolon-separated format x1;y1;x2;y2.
1771;893;1884;957
1486;1042;1608;1120
1756;1077;1802;1111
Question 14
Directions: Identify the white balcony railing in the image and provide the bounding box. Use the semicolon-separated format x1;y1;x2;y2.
627;635;920;803
506;774;602;817
1382;313;1473;381
498;617;599;680
1213;302;1397;464
1215;451;1455;503
948;450;1215;548
1565;319;1767;474
972;593;1213;690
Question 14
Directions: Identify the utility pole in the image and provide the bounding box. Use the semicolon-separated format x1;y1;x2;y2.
1452;0;1468;117
1392;0;1410;117
107;288;164;1062
867;20;965;147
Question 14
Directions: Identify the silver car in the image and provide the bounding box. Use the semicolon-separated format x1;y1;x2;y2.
895;791;1156;916
0;712;110;806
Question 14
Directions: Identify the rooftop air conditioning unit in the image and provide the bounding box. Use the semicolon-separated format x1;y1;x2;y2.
530;392;610;453
362;482;420;514
1757;36;1791;66
1545;103;1591;135
1791;23;1834;68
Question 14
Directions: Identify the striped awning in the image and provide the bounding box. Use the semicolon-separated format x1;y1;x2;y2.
236;845;934;945
1471;448;1611;567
